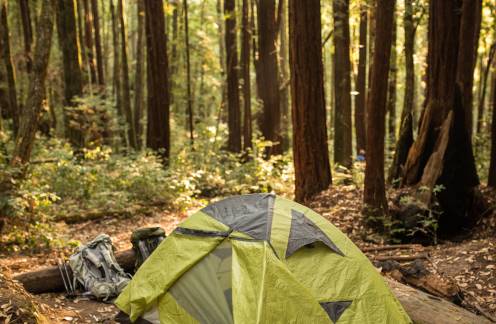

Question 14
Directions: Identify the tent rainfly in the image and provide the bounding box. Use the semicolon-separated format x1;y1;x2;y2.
115;193;411;323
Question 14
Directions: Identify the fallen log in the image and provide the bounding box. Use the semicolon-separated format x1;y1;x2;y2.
13;249;135;294
386;278;492;324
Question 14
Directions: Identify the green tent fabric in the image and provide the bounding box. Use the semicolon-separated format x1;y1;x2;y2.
115;194;411;323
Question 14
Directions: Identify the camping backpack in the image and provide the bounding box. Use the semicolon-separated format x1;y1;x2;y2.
131;227;166;272
69;234;131;301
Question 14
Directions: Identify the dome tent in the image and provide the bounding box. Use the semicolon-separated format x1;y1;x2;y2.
115;194;411;323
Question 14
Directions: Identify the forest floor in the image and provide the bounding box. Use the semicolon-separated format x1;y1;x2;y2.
0;185;495;323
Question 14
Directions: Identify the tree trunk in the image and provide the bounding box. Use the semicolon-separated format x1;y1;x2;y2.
363;0;395;219
333;0;353;168
133;0;145;149
144;0;170;162
289;0;332;203
11;0;54;166
388;0;415;183
0;0;19;137
402;0;481;236
76;0;86;68
18;0;33;73
387;15;397;145
118;0;137;149
355;3;367;155
241;0;252;151
456;0;482;137
224;0;241;153
278;0;290;152
257;0;281;157
91;0;105;86
489;71;496;188
110;0;125;146
82;0;97;85
55;0;85;148
183;0;194;147
169;0;179;108
476;44;496;134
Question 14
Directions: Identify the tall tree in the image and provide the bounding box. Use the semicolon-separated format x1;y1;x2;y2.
224;0;241;152
489;71;496;188
91;0;105;86
82;0;97;85
333;0;352;168
476;44;496;134
257;0;281;156
183;0;194;146
144;0;170;162
117;0;137;149
11;0;54;166
278;0;290;152
289;0;331;202
355;2;367;155
0;0;19;136
389;0;416;182
456;0;482;136
387;15;397;144
241;0;252;151
18;0;33;73
134;0;145;149
402;0;480;234
55;0;85;148
363;0;395;218
110;0;125;145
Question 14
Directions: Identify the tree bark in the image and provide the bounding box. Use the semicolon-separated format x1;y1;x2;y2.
11;0;54;166
183;0;194;147
0;0;19;137
387;15;397;145
355;3;367;155
289;0;332;203
91;0;105;86
402;0;481;235
224;0;241;153
18;0;33;73
82;0;97;85
55;0;85;148
456;0;482;137
144;0;170;162
117;0;137;149
76;0;86;68
333;0;353;168
278;0;290;152
241;0;252;151
257;0;281;157
363;0;395;219
110;0;125;146
389;0;415;183
489;71;496;188
133;0;145;150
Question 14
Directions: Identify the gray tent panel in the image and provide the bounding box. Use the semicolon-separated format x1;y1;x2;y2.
169;240;233;324
285;209;344;258
320;301;352;323
201;193;275;240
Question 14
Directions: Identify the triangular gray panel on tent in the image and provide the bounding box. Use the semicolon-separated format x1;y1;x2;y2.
285;209;344;258
320;301;352;323
201;193;275;240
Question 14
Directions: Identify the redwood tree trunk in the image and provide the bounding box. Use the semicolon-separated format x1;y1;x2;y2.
110;0;125;145
144;0;170;162
118;0;137;149
355;3;367;155
257;0;281;157
82;0;97;85
278;0;290;152
456;0;482;137
387;15;397;145
402;0;481;235
224;0;241;153
389;0;415;183
184;0;194;147
363;0;395;218
333;0;353;168
0;0;19;136
91;0;105;86
18;0;33;73
133;0;145;149
55;0;85;148
11;0;54;166
241;0;252;151
289;0;332;203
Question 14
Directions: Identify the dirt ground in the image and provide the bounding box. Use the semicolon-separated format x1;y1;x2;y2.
1;186;495;323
